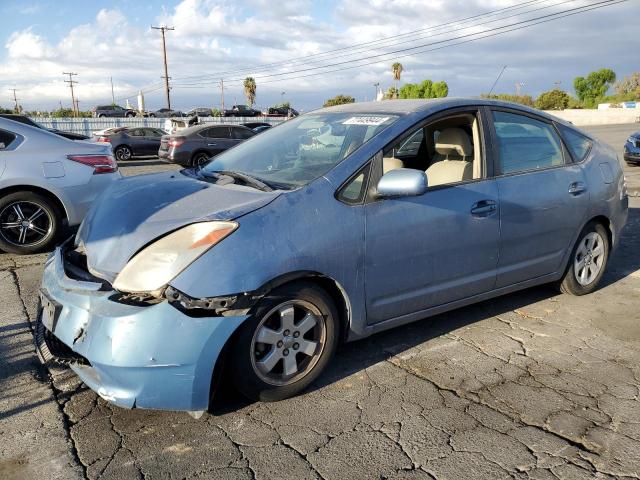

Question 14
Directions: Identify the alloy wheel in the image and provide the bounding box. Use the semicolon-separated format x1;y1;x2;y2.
250;300;326;386
574;231;605;286
0;201;53;247
116;146;132;161
194;154;210;166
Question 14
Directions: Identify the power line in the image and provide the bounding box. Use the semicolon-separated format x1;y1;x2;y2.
114;0;558;99
210;0;626;89
63;72;78;117
173;0;555;84
151;25;175;109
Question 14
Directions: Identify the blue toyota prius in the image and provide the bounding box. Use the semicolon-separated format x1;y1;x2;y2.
35;99;628;417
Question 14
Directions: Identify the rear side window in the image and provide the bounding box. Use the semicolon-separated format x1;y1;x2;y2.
232;128;254;140
492;111;565;175
559;126;592;162
0;130;17;149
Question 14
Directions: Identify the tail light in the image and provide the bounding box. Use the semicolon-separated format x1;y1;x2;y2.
67;154;118;174
97;136;111;143
167;137;186;148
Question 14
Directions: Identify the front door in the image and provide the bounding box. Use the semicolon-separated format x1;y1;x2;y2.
364;109;500;324
488;109;589;287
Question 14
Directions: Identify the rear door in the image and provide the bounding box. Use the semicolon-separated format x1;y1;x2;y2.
201;127;232;156
488;108;589;287
142;128;164;155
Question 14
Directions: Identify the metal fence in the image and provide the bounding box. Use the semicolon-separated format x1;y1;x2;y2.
31;116;286;137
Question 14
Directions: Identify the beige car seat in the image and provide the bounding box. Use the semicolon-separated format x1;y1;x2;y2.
426;128;473;186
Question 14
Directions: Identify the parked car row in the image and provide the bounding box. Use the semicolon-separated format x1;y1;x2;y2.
16;99;627;420
624;130;640;165
90;104;299;119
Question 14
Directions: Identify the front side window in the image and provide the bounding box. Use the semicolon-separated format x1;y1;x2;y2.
200;113;398;189
559;125;592;162
232;128;254;140
382;112;482;188
492;111;565;175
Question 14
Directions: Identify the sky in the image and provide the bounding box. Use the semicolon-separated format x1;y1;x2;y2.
0;0;637;112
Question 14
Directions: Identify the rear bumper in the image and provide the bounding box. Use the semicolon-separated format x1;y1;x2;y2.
62;172;122;226
36;247;248;413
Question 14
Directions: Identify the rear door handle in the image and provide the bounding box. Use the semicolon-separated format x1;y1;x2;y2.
207;143;217;146
568;182;587;195
470;200;497;217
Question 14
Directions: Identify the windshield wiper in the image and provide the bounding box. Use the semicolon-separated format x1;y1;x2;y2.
200;170;273;192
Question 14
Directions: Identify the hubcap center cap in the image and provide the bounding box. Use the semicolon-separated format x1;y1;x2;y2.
21;221;30;228
282;335;295;349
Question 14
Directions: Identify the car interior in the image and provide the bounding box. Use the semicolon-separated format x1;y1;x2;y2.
382;112;482;187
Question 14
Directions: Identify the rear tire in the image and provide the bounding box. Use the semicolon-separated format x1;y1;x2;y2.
0;191;61;254
559;222;610;296
126;112;135;118
114;145;133;161
230;282;339;402
191;152;211;167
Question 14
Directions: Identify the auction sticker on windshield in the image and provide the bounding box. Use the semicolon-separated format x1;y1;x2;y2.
342;116;390;125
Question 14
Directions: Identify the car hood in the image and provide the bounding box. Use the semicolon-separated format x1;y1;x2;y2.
77;170;281;282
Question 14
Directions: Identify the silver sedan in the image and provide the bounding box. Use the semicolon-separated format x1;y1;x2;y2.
0;118;121;254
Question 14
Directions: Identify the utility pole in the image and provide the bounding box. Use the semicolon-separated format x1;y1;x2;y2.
373;82;380;100
9;89;19;113
515;82;525;96
63;72;78;117
220;78;225;112
110;77;115;104
151;25;174;109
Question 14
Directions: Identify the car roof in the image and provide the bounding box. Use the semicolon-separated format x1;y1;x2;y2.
0;117;66;140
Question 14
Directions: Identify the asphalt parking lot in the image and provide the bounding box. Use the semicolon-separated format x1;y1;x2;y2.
1;124;640;480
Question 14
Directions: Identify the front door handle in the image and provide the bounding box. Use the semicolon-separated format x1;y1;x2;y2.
470;200;497;217
569;182;586;195
207;143;217;146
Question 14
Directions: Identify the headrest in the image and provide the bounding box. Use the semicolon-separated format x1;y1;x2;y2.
435;128;472;157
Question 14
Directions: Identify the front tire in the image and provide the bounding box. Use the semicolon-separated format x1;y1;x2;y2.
0;191;61;254
230;282;339;402
559;222;610;296
114;145;133;161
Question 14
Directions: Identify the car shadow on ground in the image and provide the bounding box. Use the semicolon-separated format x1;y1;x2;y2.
211;206;640;414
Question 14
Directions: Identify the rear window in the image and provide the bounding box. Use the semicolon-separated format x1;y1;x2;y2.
559;126;592;162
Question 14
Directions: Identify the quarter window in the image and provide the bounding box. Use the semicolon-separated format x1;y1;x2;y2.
0;130;16;149
559;126;592;162
492;111;565;175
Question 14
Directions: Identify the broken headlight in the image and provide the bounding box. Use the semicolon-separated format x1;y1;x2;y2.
113;221;238;294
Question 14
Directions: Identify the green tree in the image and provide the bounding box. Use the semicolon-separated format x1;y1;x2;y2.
398;79;448;99
615;72;640;98
211;108;222;117
573;68;616;107
481;94;535;107
243;77;257;107
323;94;355;107
391;62;403;99
0;106;13;114
535;89;571;110
51;108;75;118
383;87;398;100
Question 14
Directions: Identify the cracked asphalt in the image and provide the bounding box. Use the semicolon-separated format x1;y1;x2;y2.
1;124;640;480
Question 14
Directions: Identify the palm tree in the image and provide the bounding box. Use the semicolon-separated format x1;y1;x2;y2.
391;62;403;99
243;77;257;107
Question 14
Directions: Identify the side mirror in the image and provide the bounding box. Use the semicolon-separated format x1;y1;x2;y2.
0;142;5;150
376;168;428;198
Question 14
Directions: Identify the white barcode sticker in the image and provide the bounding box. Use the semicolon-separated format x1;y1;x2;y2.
342;116;390;126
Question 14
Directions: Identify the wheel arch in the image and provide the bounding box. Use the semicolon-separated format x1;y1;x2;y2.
207;270;352;407
0;184;68;222
585;214;613;248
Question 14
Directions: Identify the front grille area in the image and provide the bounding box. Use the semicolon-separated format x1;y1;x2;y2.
43;328;90;365
635;140;640;149
63;247;111;289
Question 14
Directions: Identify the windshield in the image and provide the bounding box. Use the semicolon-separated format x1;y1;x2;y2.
200;112;398;189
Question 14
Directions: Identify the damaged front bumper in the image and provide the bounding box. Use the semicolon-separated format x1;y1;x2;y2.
36;247;249;413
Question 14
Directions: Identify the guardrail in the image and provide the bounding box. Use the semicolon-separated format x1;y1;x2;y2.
31;116;287;137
